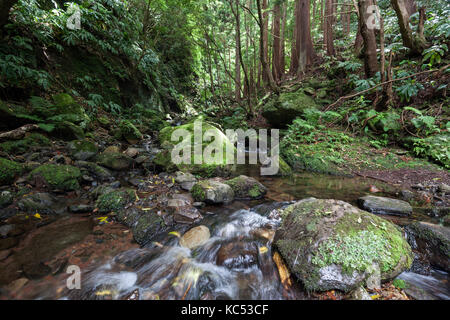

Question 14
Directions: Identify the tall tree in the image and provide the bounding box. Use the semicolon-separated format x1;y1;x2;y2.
390;0;427;54
324;0;335;56
0;0;18;29
272;0;282;83
256;0;277;90
358;0;378;77
234;0;242;102
297;0;316;72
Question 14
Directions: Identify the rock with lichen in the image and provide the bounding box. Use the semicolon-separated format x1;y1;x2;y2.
273;198;413;292
28;164;81;191
225;175;267;200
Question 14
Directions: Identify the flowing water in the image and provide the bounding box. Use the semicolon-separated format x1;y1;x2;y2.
1;166;449;300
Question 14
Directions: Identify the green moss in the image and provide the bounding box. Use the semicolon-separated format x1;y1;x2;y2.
0;158;23;185
68;139;98;160
96;152;133;171
0;133;51;154
119;120;143;143
29;164;81;191
393;279;407;289
191;183;206;202
96;189;136;214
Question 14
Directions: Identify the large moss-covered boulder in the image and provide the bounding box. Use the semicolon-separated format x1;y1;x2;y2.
191;179;234;204
225;175;267;200
156;117;236;177
119;120;143;144
273;198;413;292
0;158;23;185
262;91;319;128
95;189;136;214
67;139;98;161
96;152;133;171
28;164;81;191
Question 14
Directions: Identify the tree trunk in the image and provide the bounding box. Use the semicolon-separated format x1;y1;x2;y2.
390;0;427;55
257;0;277;91
272;2;282;83
325;0;335;56
0;0;18;29
358;0;378;77
280;1;287;79
235;0;241;102
261;0;270;87
289;0;300;75
297;0;316;73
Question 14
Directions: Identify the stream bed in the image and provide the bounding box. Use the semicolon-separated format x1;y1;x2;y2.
0;168;448;300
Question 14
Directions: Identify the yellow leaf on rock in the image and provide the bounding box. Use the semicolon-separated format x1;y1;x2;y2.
169;231;181;238
34;213;42;219
259;246;269;254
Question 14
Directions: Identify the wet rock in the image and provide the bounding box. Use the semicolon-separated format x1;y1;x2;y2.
400;190;415;202
225;175;267;200
405;222;450;272
216;241;258;269
131;211;167;245
358;195;412;216
179;225;210;249
175;171;197;191
191;179;234;204
18;192;57;214
67;139;98;161
96;152;133;171
0;191;14;208
103;146;120;154
125;147;141;158
69;204;94;213
28;164;82;191
168;198;202;224
351;286;371;300
95;189;135;214
0;157;23;185
250;228;275;242
114;248;159;269
438;183;450;194
273;198;413;292
0;237;19;250
23;262;52;280
0;224;14;237
193;202;205;208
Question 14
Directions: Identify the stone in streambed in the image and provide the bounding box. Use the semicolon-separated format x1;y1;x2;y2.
28;164;81;191
191;179;234;204
358;195;412;216
225;175;267;200
0;191;14;208
96;152;133;171
18;192;58;214
405;221;450;272
67;139;98;161
216;241;258;269
175;171;197;191
95;189;136;214
273;198;413;292
179;225;210;249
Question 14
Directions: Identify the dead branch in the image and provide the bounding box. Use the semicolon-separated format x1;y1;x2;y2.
0;124;39;141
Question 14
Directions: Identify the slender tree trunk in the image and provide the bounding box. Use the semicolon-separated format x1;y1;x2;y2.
261;0;270;87
280;1;287;79
325;0;335;56
289;0;300;75
272;2;282;83
234;0;241;102
358;0;378;77
257;0;277;91
390;0;427;55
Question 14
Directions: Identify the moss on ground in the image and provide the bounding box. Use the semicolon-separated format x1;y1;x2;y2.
96;189;136;214
29;164;81;191
0;158;23;185
0;133;51;154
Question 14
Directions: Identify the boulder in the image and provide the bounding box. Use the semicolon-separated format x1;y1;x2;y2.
179;225;210;249
119;120;143;144
18;192;57;214
28;164;81;191
74;161;112;181
175;171;197;191
96;152;133;171
216;241;258;269
191;179;234;204
0;191;13;208
262;91;319;128
273;198;413;292
225;175;267;200
0;158;23;185
358;196;412;216
155;117;236;177
405;222;450;272
167;196;202;224
95;189;136;214
67;139;98;161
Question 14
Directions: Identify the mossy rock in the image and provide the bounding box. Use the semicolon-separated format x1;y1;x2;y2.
98;116;111;127
118;120;143;144
0;100;41;129
29;164;81;191
0;133;51;155
0;191;14;208
262;91;319;128
67;139;98;161
157;117;236;177
95;189;136;214
273;198;413;292
191;179;234;204
52;121;85;140
74;161;112;181
225;175;267;200
0;158;23;185
96;152;133;171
